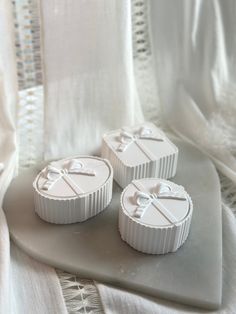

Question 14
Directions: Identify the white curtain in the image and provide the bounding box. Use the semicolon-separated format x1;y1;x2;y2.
0;0;67;313
0;0;18;312
149;0;236;182
1;0;236;313
41;0;143;159
40;0;236;181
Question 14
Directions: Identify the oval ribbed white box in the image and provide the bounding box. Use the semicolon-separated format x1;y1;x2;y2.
119;178;193;254
33;156;113;224
101;122;178;188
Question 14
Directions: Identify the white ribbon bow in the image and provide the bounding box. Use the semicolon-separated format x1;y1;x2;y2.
117;126;163;152
133;183;186;223
42;159;96;192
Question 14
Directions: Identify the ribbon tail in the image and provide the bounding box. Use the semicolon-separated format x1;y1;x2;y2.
139;135;163;141
42;167;62;190
158;192;186;200
70;169;96;176
63;174;84;195
117;142;129;152
133;206;147;218
153;200;178;224
42;180;55;191
80;169;96;176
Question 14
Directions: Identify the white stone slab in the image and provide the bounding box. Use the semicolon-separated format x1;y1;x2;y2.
3;139;222;310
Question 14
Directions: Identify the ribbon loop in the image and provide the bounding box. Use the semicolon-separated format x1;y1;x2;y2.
42;159;96;192
156;183;171;194
66;159;96;176
139;126;152;137
46;165;62;181
135;191;152;207
133;183;186;221
120;130;134;143
117;126;163;153
67;159;83;171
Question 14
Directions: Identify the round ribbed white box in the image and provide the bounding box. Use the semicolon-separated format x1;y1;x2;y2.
33;156;113;224
119;178;193;254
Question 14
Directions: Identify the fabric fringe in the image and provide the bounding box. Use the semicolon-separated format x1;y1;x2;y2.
56;270;104;314
219;171;236;216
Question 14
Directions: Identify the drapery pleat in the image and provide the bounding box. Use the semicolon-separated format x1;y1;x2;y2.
41;0;143;160
10;244;67;314
149;0;236;182
0;1;67;313
0;0;17;200
0;0;18;312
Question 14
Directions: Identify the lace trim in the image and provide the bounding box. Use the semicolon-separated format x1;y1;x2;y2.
132;0;164;128
12;0;42;90
13;0;44;169
18;86;44;169
57;270;104;314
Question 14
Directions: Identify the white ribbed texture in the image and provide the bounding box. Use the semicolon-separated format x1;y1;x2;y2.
102;124;178;188
119;179;193;254
33;158;113;224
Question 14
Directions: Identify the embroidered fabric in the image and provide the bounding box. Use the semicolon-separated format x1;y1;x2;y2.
132;0;164;128
220;172;236;216
13;0;44;169
14;0;163;169
57;271;104;314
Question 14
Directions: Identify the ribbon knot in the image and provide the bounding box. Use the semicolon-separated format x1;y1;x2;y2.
117;126;163;153
133;183;186;223
42;159;96;194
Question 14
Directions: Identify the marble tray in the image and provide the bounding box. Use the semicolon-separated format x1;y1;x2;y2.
3;139;222;310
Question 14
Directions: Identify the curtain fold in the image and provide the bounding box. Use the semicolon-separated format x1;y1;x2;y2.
0;0;18;311
0;0;18;200
41;0;143;160
10;244;67;314
149;0;236;182
0;1;67;313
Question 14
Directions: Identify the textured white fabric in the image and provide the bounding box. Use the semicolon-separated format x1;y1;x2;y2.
0;0;17;201
149;0;236;183
41;0;143;160
0;1;67;313
10;244;67;314
0;1;18;312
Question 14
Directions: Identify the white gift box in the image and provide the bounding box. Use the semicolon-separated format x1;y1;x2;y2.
119;178;193;254
33;156;113;224
101;122;178;188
